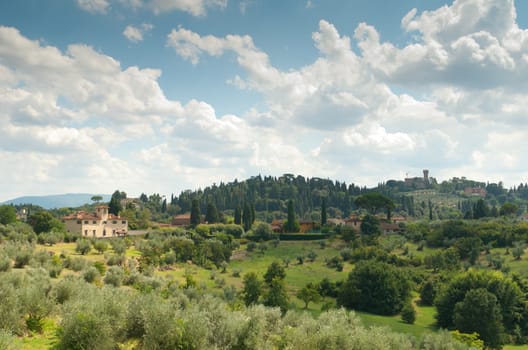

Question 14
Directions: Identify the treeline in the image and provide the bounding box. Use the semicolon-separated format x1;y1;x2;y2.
171;174;365;221
163;174;528;224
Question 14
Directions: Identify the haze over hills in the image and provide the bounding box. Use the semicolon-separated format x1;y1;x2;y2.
1;193;111;209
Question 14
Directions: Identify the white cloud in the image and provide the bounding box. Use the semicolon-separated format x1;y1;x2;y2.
167;21;392;130
239;0;252;14
149;0;227;16
123;26;143;42
4;0;528;200
123;23;153;43
78;0;227;16
355;0;528;91
77;0;110;14
343;123;415;154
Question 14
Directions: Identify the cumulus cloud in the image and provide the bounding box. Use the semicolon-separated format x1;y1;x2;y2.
77;0;110;14
355;0;528;91
4;0;528;199
79;0;227;16
167;21;392;130
123;24;153;43
148;0;227;16
165;0;528;187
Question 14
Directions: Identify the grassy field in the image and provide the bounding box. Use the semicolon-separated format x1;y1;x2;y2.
23;236;528;349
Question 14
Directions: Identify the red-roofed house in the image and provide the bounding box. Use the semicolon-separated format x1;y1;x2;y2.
62;205;128;238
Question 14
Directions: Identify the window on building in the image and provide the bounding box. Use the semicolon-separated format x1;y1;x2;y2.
103;230;106;236
84;230;88;236
93;230;96;236
84;221;88;224
93;220;97;224
77;220;82;224
122;220;126;224
103;221;107;224
112;220;117;224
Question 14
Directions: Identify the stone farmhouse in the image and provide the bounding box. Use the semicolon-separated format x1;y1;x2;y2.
62;205;128;238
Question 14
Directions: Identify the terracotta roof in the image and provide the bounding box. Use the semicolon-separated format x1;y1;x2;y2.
173;213;191;219
63;211;99;220
63;210;123;221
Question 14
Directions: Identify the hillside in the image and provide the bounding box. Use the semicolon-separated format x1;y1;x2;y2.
2;193;111;209
166;174;528;221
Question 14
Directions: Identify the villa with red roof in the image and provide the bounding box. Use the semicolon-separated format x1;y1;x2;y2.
62;205;128;238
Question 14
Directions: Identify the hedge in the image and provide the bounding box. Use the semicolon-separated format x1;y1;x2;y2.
279;233;330;241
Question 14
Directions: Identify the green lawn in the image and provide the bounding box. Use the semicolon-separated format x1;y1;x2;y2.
26;237;528;349
357;298;436;339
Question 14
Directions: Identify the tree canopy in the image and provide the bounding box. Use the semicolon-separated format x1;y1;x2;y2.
0;205;17;225
354;192;395;219
338;260;410;315
435;270;526;347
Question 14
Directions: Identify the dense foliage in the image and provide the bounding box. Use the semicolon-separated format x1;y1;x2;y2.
338;260;411;315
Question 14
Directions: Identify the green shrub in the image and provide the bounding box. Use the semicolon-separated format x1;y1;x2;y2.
0;254;11;272
0;330;16;350
75;239;91;255
279;233;329;241
104;266;124;287
195;224;210;237
110;239;127;255
106;254;126;266
14;249;32;268
47;257;63;278
93;261;106;275
247;241;257;252
30;250;51;267
93;240;109;254
0;278;24;334
64;257;88;272
224;224;243;238
401;302;416;324
83;267;100;283
56;311;115;350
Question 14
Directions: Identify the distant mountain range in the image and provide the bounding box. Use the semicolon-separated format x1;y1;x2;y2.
1;193;111;209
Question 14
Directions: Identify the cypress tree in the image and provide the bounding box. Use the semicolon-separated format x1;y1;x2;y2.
284;200;299;232
234;206;242;225
108;190;123;215
242;203;252;231
190;199;201;227
205;202;219;223
321;198;327;225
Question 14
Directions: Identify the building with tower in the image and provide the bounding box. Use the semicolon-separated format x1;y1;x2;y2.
404;169;431;189
62;205;128;238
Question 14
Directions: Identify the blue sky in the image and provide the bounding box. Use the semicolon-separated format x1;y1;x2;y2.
1;0;528;200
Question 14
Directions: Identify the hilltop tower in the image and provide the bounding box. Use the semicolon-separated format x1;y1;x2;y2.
423;169;429;184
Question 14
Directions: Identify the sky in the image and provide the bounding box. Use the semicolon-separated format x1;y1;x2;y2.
1;0;528;201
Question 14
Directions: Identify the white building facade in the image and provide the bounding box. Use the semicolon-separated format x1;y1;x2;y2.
62;205;128;238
